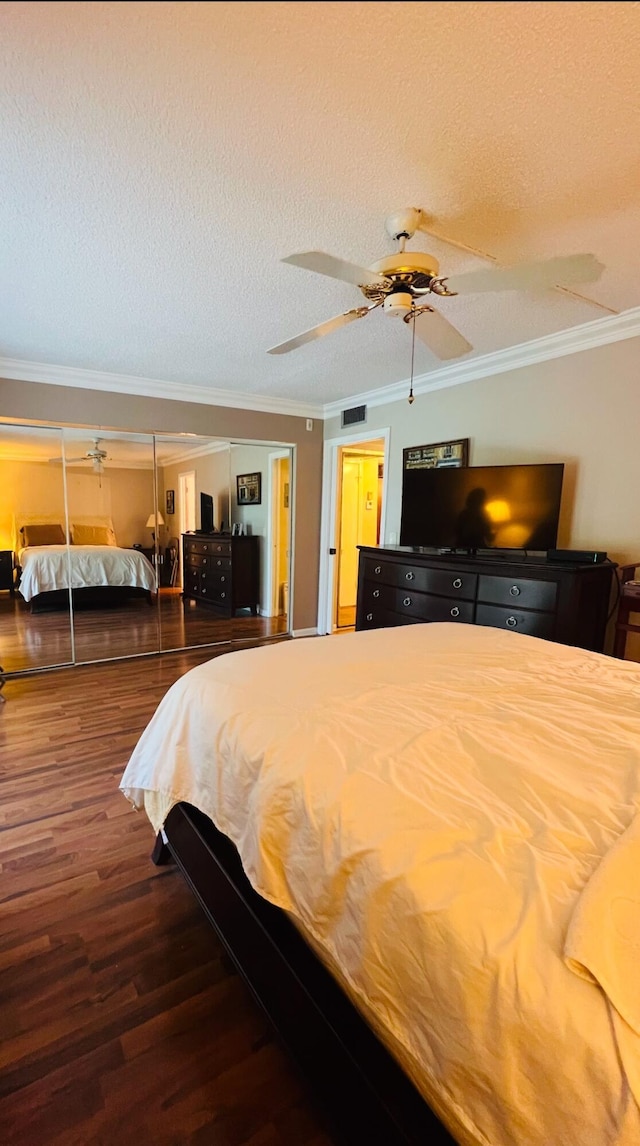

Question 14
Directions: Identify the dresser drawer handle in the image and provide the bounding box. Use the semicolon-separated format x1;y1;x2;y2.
366;612;373;621
220;592;226;599
374;565;382;575
202;588;207;594
202;558;207;565
217;559;222;566
509;585;521;597
403;596;412;607
452;578;463;589
373;589;380;598
450;606;460;618
506;616;518;628
405;571;414;581
220;574;226;582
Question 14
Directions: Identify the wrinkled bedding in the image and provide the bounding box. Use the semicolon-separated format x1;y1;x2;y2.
18;544;156;601
121;623;640;1146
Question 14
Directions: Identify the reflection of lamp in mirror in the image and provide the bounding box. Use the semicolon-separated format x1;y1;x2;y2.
145;511;165;543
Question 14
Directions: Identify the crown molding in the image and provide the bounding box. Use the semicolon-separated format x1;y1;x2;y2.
2;307;639;425
160;440;231;466
0;357;323;420
322;306;640;417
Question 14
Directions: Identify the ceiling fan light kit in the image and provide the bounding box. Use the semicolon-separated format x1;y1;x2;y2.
383;291;413;317
267;207;604;375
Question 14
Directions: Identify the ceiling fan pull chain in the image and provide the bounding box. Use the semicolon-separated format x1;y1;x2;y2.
408;308;416;405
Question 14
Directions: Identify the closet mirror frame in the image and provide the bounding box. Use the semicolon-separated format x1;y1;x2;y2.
0;418;295;675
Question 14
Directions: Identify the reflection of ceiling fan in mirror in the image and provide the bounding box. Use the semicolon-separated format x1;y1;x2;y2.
49;438;111;474
267;207;604;367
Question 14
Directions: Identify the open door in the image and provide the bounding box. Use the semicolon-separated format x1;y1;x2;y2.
334;443;385;630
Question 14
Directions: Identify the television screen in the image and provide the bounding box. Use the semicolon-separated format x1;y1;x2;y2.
400;463;564;551
200;491;214;533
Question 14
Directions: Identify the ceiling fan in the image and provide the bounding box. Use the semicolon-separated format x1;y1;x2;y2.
267;207;604;364
50;438;111;473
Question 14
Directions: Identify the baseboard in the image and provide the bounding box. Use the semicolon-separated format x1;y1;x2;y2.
292;627;318;638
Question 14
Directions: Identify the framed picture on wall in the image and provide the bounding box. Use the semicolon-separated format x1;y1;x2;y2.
236;472;262;505
402;438;469;471
166;489;175;515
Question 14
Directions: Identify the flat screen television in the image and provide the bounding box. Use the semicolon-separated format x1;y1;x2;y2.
399;462;564;552
200;491;214;534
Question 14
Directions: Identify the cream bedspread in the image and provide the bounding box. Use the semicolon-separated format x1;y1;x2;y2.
120;623;640;1146
18;544;156;601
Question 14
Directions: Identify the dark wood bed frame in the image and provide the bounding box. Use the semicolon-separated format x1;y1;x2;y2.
26;586;154;613
154;803;457;1146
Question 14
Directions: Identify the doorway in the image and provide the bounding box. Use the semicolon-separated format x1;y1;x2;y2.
335;445;384;628
268;452;291;619
318;429;389;635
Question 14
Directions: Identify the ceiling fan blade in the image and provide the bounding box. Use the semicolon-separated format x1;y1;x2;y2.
281;251;389;289
444;254;604;296
268;305;377;355
412;307;473;360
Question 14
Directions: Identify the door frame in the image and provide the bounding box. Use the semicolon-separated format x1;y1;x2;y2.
265;449;292;622
317;426;390;635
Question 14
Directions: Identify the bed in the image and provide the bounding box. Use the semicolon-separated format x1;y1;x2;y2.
120;622;640;1146
16;519;156;611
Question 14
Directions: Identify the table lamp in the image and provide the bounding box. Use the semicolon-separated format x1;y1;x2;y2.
146;511;165;543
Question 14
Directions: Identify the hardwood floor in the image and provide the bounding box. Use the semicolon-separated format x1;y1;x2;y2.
0;591;289;674
0;648;334;1145
335;606;356;630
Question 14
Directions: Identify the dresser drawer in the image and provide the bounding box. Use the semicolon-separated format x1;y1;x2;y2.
186;552;209;570
393;589;475;624
360;581;397;610
475;603;556;639
202;569;231;595
187;575;200;597
477;574;557;612
360;557;399;587
361;557;477;599
359;606;404;630
210;540;232;556
393;564;477;599
184;538;213;557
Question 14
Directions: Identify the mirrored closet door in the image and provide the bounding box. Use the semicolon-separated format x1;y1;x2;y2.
63;429;160;664
155;436;292;652
0;423;73;673
0;420;293;673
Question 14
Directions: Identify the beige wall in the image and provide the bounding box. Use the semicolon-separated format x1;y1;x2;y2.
0;379;323;630
325;336;640;567
0;459;67;550
67;467;154;549
159;447;231;541
0;458;153;551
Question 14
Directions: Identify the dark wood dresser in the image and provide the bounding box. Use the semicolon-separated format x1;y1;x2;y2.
356;546;615;652
182;533;260;616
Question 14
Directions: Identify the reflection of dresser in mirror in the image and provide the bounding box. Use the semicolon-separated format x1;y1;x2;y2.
182;533;259;616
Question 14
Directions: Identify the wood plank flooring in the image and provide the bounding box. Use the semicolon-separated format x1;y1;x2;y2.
0;591;289;674
0;647;334;1146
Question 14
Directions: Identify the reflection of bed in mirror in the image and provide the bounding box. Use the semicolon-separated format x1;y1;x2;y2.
16;519;156;613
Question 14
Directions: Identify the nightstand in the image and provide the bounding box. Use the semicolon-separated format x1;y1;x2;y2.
0;550;14;595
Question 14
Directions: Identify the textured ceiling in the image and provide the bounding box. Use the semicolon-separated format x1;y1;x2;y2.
0;425;231;465
1;1;639;407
